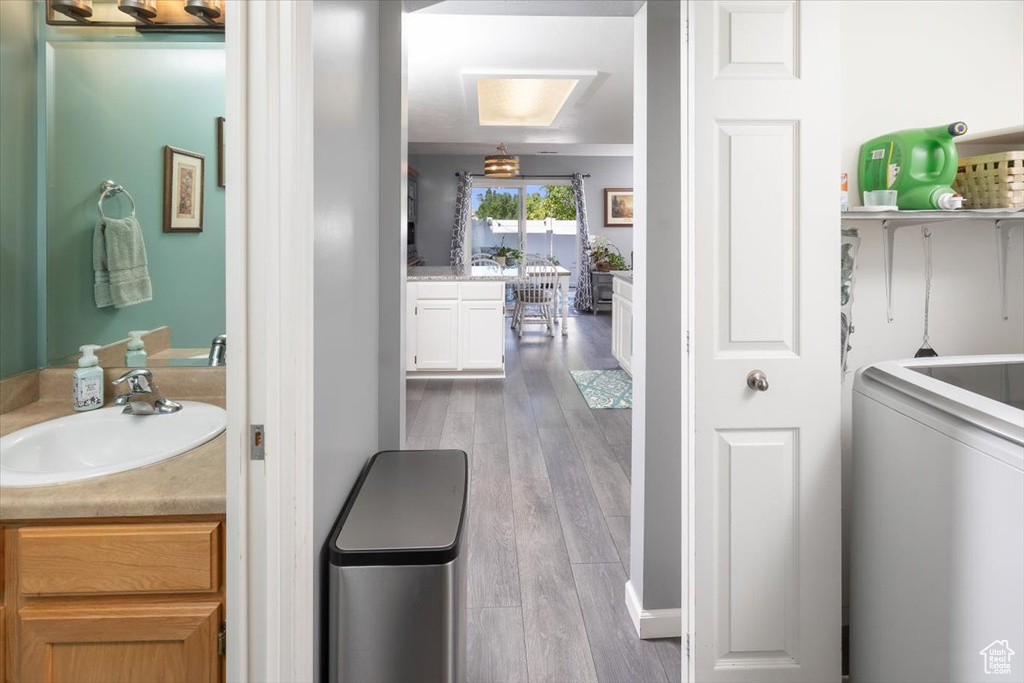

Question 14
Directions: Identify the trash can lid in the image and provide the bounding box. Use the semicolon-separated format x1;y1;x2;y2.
328;450;468;566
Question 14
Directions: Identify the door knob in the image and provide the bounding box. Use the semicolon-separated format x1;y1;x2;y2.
746;370;769;392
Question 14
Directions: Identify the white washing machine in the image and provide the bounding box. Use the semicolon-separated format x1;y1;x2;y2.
851;355;1023;683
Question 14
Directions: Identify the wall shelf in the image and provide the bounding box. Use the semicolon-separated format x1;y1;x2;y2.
841;210;1023;322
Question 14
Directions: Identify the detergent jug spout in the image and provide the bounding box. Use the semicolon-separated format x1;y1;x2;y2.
924;122;968;139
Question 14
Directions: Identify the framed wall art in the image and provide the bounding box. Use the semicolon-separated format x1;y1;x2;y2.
163;145;205;233
604;187;633;227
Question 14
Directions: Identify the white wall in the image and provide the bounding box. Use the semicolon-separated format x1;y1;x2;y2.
408;154;634;266
313;0;382;674
840;0;1024;619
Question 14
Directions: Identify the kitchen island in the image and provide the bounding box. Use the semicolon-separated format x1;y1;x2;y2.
406;265;572;378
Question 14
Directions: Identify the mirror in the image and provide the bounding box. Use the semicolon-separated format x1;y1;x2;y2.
0;10;226;377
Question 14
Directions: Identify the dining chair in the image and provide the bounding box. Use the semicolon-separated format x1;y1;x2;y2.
512;255;559;338
471;254;503;273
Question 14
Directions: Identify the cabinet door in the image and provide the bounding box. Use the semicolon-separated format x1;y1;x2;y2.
406;287;418;369
414;300;459;370
20;602;221;683
620;296;633;375
613;294;633;375
460;300;505;370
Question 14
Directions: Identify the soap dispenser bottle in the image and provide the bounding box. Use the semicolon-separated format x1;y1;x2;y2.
74;344;104;411
125;330;148;367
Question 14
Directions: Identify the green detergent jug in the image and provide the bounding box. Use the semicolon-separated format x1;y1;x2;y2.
859;122;968;210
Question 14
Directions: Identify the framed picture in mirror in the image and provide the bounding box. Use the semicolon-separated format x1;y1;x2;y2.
164;145;205;233
217;117;225;188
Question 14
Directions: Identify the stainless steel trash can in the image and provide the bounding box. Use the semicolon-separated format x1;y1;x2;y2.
327;450;468;683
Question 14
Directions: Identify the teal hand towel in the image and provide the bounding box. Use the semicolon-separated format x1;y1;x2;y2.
93;216;152;309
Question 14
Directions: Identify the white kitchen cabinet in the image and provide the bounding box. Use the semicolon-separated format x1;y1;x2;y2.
407;281;505;376
413;300;459;370
611;277;633;375
460;301;505;370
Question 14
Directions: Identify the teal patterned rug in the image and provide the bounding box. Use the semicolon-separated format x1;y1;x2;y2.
570;370;633;409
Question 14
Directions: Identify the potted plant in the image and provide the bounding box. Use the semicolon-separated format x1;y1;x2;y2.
589;235;629;272
494;238;522;267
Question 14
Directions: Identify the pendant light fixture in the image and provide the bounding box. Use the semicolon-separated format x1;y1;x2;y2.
184;0;222;23
51;0;93;21
483;143;520;178
117;0;157;22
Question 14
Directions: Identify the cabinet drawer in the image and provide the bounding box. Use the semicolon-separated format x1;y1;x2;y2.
416;282;460;299
613;277;632;300
18;522;220;596
459;282;504;301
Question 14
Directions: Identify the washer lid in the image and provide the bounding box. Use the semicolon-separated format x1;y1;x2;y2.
328;450;468;566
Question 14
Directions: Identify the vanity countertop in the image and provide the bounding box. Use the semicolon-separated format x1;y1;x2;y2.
408;264;571;281
610;270;633;283
0;371;226;522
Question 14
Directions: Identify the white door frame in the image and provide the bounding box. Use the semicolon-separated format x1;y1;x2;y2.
225;1;316;680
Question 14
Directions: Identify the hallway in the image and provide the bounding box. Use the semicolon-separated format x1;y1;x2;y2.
406;314;681;683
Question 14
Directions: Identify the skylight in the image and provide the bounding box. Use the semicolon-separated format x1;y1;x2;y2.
475;77;580;127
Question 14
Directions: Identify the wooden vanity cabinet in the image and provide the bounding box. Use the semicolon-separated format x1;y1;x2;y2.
1;516;225;683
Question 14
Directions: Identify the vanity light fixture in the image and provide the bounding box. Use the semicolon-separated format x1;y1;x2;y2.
183;0;222;24
483;143;520;178
45;0;224;31
117;0;158;22
51;0;93;21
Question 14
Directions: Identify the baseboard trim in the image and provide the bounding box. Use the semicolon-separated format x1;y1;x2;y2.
406;370;506;380
624;579;683;639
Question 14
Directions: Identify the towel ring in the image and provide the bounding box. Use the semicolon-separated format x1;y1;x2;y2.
98;180;137;220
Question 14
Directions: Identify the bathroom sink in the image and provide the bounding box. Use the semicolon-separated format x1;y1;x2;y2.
0;401;226;488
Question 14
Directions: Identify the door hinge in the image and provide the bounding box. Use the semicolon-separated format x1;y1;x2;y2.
415;305;418;315
250;424;265;461
218;623;227;656
685;330;690;354
685;632;690;658
502;354;505;364
414;355;417;365
684;18;689;43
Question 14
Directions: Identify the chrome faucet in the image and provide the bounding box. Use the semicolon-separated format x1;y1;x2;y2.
208;334;226;367
112;369;183;415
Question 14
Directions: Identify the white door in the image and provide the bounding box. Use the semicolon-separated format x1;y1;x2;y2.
460;300;505;370
690;1;841;682
415;300;459;370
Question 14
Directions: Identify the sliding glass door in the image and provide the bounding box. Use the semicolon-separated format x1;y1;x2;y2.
470;186;521;257
470;178;579;281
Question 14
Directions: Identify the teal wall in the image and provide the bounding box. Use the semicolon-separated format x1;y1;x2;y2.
46;42;226;362
0;0;39;378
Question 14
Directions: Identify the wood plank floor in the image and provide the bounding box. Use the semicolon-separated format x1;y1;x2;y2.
406;312;681;683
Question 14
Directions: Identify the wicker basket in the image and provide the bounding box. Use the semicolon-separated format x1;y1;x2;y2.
954;150;1024;209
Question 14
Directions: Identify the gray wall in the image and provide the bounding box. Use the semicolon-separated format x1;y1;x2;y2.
629;0;682;613
313;0;383;673
378;2;407;450
0;0;38;378
409;153;634;267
